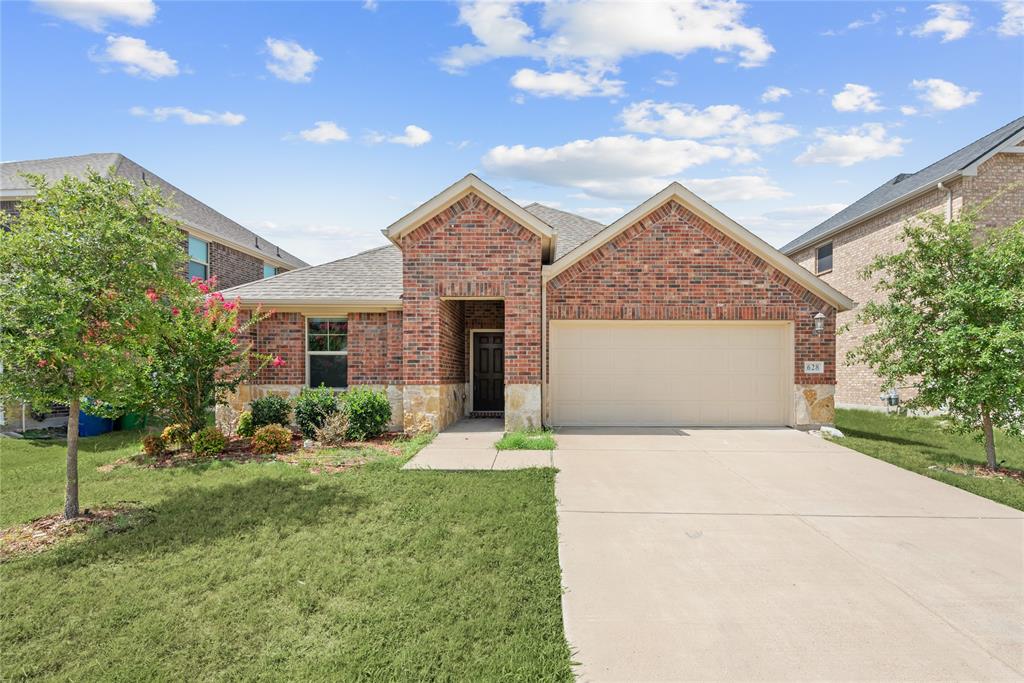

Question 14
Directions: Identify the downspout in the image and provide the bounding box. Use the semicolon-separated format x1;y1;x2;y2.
541;273;548;428
936;181;953;221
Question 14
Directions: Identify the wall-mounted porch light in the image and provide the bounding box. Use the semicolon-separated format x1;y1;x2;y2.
812;312;826;336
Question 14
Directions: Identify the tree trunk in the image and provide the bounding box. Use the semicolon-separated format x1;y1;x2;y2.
65;397;81;519
980;404;997;471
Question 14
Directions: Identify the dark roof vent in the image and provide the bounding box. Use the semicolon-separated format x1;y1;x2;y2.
892;173;914;184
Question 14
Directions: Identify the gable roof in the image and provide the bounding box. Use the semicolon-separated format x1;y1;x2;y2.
781;115;1024;255
544;182;855;312
524;203;606;260
0;153;307;269
383;174;557;262
221;244;402;305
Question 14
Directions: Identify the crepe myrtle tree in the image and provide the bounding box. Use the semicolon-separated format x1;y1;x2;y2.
146;276;280;433
848;210;1024;469
0;171;190;518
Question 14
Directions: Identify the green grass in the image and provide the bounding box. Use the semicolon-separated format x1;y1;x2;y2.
835;409;1024;511
495;429;557;451
0;431;572;680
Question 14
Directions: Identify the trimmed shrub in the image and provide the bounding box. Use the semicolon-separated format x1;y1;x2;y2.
191;426;227;457
342;387;391;441
294;386;338;439
251;424;293;455
161;423;189;446
315;409;350;446
236;410;255;437
250;395;291;429
141;434;166;458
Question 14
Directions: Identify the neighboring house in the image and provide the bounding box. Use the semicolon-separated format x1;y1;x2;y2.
0;153;308;432
221;175;853;434
783;116;1024;411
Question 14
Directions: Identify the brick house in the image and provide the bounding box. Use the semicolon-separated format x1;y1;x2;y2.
221;175;853;434
0;153;308;431
783;116;1024;411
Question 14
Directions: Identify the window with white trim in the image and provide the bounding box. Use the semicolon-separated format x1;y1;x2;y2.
263;263;278;279
188;236;209;280
815;242;833;275
307;318;347;388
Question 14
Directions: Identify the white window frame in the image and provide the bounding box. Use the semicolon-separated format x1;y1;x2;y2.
305;316;348;389
188;235;209;279
815;242;833;275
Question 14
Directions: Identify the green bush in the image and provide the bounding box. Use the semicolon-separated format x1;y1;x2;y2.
251;424;293;455
141;434;166;458
294;386;338;439
342;387;392;441
250;395;291;429
315;409;350;446
161;423;189;446
190;426;227;456
236;410;255;437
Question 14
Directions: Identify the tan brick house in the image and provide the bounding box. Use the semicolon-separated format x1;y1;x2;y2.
222;175;852;433
783;116;1024;411
0;153;308;431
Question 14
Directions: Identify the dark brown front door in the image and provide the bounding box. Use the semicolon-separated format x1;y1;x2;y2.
473;332;504;412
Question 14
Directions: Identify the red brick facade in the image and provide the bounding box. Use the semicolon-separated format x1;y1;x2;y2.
348;311;403;384
547;200;837;385
210;241;267;290
252;312;306;384
400;192;541;385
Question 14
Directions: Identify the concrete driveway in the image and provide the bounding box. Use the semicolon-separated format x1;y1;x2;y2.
554;428;1024;681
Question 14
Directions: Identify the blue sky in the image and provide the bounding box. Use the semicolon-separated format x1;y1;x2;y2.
2;0;1022;264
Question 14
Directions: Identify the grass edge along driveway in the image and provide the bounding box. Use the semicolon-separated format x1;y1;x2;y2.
0;432;573;681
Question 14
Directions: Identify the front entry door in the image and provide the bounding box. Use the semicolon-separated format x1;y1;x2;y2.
473;332;504;412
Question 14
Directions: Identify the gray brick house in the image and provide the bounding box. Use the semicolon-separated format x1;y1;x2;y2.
0;153;308;431
783;116;1024;410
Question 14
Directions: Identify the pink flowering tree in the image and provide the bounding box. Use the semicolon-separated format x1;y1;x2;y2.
145;276;280;433
0;171;190;519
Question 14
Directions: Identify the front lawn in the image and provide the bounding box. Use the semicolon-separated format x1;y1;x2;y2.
0;431;572;680
835;409;1024;511
496;429;557;451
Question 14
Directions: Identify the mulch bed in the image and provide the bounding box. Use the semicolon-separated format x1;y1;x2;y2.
0;503;149;562
929;463;1024;482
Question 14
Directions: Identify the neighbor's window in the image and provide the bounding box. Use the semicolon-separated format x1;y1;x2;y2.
307;318;347;388
188;236;209;280
263;263;278;279
815;242;833;274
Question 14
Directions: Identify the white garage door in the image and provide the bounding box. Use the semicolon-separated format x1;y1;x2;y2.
549;321;791;427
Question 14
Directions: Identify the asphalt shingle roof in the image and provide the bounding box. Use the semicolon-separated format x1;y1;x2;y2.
524;203;607;260
781;116;1024;255
0;153;307;269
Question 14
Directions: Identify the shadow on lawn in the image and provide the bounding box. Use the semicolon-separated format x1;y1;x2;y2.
29;476;367;569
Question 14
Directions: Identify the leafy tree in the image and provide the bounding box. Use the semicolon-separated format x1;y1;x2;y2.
849;210;1024;469
145;276;278;433
0;171;189;518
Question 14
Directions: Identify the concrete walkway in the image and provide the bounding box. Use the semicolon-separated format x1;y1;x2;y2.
402;418;553;470
554;427;1024;681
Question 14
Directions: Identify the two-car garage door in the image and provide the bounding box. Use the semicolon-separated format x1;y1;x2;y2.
549;321;791;427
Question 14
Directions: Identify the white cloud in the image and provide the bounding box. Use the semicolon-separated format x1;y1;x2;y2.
265;38;320;83
911;78;980;110
654;70;678;87
248;220;389;266
740;203;848;247
900;105;918;115
95;35;178;78
822;9;885;35
510;68;624;98
482;134;746;200
796;124;907;166
296;121;349;143
620;101;798;147
441;0;774;74
999;0;1024;36
913;3;972;41
573;206;625;221
760;86;791;103
130;106;245;126
33;0;155;31
682;175;791;201
832;83;883;112
367;124;433;147
362;0;378;10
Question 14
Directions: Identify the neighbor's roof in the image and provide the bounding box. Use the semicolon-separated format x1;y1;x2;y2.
781;115;1024;255
0;153;307;269
524;203;606;260
222;244;403;303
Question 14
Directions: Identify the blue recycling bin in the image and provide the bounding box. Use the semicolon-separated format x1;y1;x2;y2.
79;411;114;437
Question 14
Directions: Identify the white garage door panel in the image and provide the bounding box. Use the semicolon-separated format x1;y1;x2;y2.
549;321;791;427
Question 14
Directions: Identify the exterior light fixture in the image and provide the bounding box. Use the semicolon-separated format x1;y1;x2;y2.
812;312;826;335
